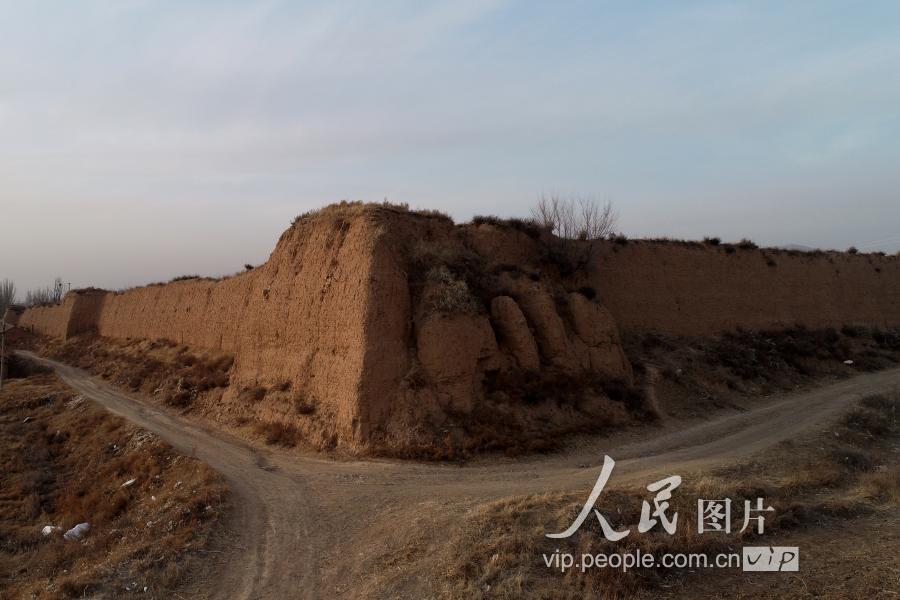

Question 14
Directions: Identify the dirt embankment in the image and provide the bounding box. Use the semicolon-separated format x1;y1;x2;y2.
0;358;227;599
12;203;900;456
22;349;900;600
442;392;900;599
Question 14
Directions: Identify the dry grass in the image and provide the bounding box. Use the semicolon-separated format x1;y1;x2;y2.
4;352;52;378
293;393;316;415
238;384;267;403
421;266;479;315
626;325;900;419
0;363;228;599
381;372;652;461
31;335;344;455
407;240;500;315
471;215;544;239
439;393;900;598
291;200;453;226
254;421;301;447
42;336;233;410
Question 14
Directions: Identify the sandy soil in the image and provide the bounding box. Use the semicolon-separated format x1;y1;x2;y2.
17;350;900;599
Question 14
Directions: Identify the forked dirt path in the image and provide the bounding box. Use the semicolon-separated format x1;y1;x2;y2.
18;351;900;599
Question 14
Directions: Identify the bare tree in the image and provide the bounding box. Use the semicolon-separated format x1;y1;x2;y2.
531;195;618;240
24;277;65;307
576;197;617;240
25;288;51;306
531;194;564;235
531;195;620;274
0;279;15;316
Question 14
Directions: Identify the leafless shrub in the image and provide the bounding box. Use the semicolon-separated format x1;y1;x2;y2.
5;354;51;378
255;421;299;446
293;394;316;415
24;277;64;307
239;385;267;403
531;195;618;240
531;196;619;274
471;215;543;238
422;266;478;314
25;288;51;306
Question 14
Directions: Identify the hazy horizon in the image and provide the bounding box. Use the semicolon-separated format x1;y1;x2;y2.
3;1;900;294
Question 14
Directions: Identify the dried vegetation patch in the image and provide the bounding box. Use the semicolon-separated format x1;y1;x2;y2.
41;336;233;410
439;393;900;599
0;364;228;599
626;325;900;418
383;372;653;461
36;336;332;453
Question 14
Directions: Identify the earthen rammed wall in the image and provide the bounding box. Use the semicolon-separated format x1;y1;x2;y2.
18;214;393;443
586;242;900;335
14;206;900;449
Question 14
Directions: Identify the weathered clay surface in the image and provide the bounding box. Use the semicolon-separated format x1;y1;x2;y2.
18;212;386;449
586;241;900;335
416;313;499;414
500;276;578;372
490;296;540;371
566;292;633;382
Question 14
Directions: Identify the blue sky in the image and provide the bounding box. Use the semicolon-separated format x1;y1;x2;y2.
2;1;900;292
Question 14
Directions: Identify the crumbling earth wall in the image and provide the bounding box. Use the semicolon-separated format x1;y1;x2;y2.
585;241;900;335
15;204;900;452
12;291;106;339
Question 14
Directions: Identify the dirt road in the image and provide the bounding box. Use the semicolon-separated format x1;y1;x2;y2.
18;351;900;599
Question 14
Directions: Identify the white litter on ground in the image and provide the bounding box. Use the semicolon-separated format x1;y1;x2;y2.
63;522;90;542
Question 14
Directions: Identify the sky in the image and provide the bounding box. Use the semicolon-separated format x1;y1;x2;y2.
2;0;900;294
